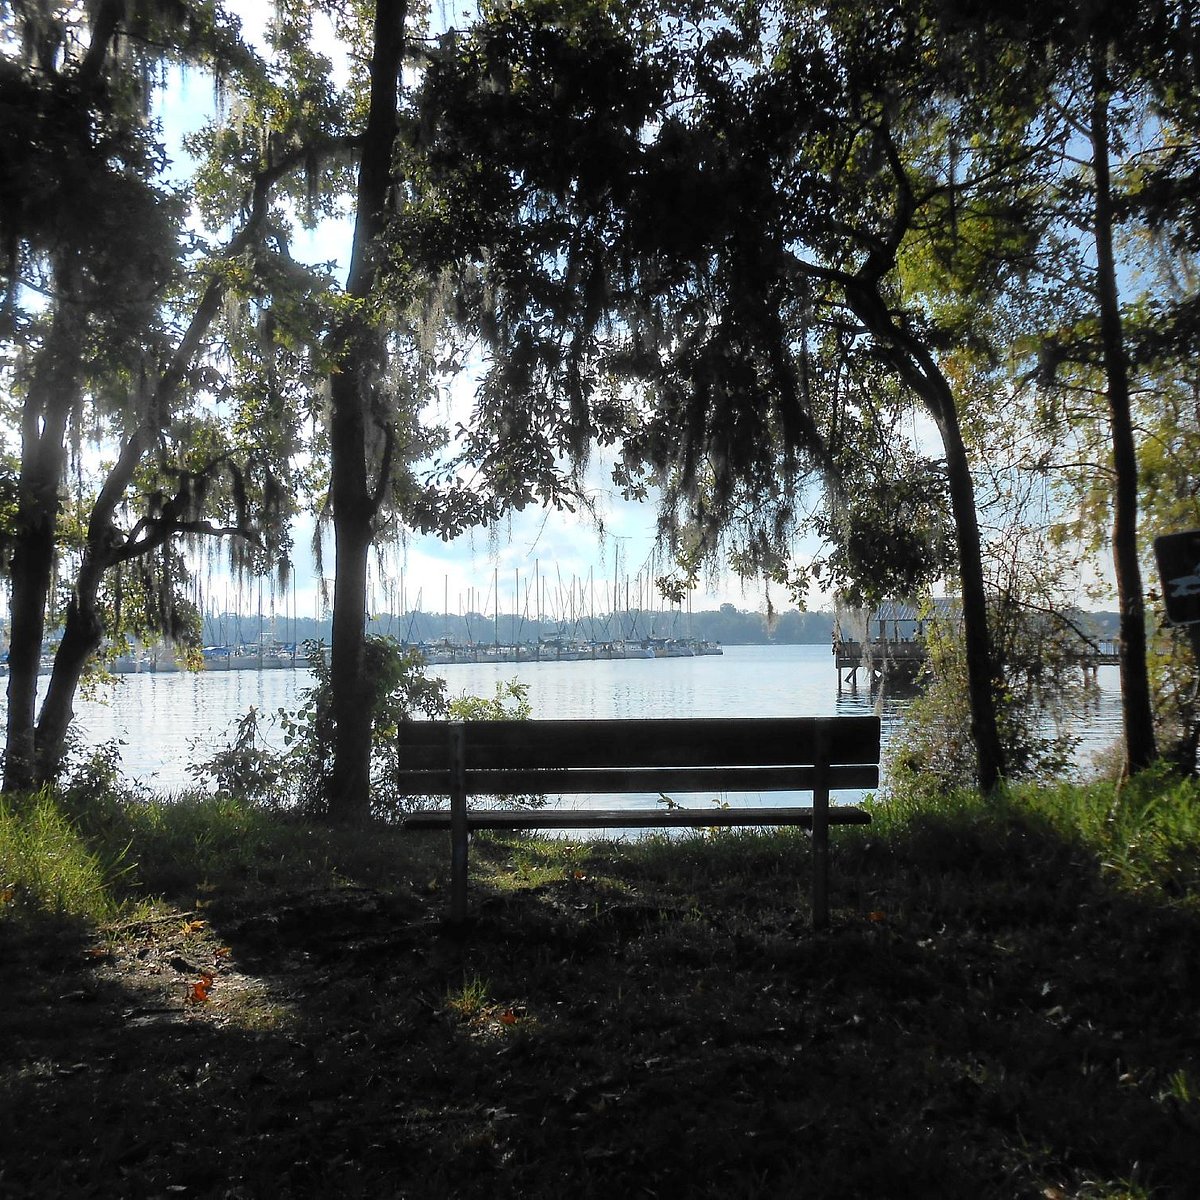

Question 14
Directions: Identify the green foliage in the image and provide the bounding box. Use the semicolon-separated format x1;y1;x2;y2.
106;791;303;899
889;596;1088;790
447;680;532;722
878;758;1200;909
1038;765;1200;903
811;369;958;608
359;639;452;821
0;791;122;924
446;679;544;811
58;736;146;818
188;638;539;820
190;636;451;819
0;0;328;791
444;974;494;1021
187;707;292;810
0;449;19;572
1090;765;1200;900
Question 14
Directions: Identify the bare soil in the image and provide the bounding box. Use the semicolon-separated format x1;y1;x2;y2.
4;824;1200;1198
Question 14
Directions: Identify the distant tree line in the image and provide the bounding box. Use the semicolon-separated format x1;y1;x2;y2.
201;605;841;647
195;607;1123;650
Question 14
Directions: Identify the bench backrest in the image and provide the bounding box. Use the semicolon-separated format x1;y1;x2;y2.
393;715;881;797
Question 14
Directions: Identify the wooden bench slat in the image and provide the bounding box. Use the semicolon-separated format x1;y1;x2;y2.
403;804;872;830
394;715;881;770
391;763;880;796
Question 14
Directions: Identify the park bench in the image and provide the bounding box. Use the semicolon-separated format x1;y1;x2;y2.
398;715;879;929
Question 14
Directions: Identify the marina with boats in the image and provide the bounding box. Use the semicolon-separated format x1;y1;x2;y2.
10;570;1121;681
100;634;724;673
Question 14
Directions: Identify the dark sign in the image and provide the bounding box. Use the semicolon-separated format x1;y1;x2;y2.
1154;530;1200;625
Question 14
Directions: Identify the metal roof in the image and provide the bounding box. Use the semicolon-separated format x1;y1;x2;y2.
873;598;960;622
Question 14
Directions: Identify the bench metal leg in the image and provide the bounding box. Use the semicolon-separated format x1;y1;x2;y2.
449;724;468;923
812;783;829;930
811;729;830;931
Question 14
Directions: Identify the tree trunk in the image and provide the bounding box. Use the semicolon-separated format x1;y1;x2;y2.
846;280;1007;792
929;380;1007;793
328;448;375;822
33;558;107;784
5;500;60;791
1090;55;1157;774
325;0;408;824
31;423;158;785
3;301;81;792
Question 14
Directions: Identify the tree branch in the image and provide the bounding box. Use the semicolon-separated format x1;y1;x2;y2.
158;135;361;407
111;517;261;567
369;422;398;516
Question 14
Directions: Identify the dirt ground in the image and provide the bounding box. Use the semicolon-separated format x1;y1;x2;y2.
4;827;1200;1199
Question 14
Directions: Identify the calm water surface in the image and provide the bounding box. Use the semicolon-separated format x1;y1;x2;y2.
36;643;1125;795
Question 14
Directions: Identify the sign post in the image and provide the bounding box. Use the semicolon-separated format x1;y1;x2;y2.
1154;530;1200;626
1154;530;1200;662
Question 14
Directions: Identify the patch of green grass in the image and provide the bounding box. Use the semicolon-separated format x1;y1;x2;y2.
1031;770;1199;903
50;785;448;906
445;974;492;1020
0;791;123;924
112;791;324;897
847;769;1200;912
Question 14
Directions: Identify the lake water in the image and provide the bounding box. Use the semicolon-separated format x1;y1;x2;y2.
37;643;1125;796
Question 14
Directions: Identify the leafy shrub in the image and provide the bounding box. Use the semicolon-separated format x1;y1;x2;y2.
447;679;532;722
887;598;1088;791
189;637;536;820
447;680;544;810
187;707;290;809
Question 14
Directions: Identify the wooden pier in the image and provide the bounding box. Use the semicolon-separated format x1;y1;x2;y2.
833;600;953;691
833;601;1120;691
834;637;927;690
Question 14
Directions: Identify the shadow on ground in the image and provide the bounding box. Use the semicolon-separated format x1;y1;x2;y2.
3;813;1199;1199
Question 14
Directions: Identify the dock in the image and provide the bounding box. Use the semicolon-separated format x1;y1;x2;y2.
833;601;1120;691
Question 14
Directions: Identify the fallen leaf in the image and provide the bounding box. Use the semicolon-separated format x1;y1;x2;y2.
213;946;232;960
181;919;207;935
497;1009;518;1026
868;911;886;923
187;972;215;1003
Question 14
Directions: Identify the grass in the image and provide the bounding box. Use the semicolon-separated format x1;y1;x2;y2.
0;791;123;924
2;773;1199;1198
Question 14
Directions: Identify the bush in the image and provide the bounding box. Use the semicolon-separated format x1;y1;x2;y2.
188;706;291;811
447;679;532;722
887;598;1088;791
189;638;536;820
